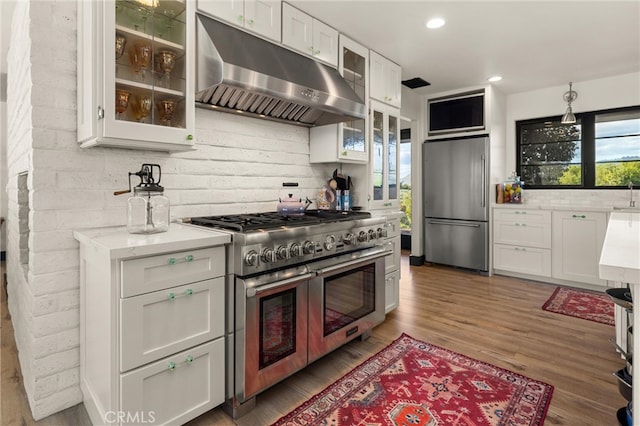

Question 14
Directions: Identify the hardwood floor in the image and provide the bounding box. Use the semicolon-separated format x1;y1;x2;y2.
1;254;627;425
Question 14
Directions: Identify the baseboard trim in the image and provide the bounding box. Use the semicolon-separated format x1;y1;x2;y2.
409;255;425;266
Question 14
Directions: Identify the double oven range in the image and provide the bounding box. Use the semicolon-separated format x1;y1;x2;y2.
188;210;391;417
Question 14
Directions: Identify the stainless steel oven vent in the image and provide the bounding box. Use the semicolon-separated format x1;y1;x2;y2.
196;84;314;124
195;13;366;127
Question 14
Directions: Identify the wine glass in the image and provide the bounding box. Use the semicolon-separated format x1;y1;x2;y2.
129;43;152;82
156;50;176;88
115;33;126;75
115;90;130;120
131;94;152;123
156;99;176;126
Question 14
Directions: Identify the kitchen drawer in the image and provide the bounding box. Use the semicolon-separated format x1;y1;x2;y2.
493;243;551;277
120;338;225;426
384;235;401;275
120;278;225;372
493;220;551;248
121;246;225;297
493;209;551;224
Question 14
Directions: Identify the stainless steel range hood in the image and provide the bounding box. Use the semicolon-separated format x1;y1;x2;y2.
195;13;367;127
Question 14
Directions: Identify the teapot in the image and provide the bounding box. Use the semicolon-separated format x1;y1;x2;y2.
277;194;312;216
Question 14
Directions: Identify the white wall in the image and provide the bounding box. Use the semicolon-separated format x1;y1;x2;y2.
506;72;640;208
5;1;335;419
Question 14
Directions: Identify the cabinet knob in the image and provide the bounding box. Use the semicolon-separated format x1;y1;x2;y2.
168;257;177;265
185;255;194;262
184;289;193;296
237;15;243;23
185;355;193;364
167;292;175;300
247;18;254;26
168;361;176;371
97;106;104;120
187;134;193;141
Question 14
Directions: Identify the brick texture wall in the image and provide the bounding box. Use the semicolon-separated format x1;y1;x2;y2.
5;0;335;420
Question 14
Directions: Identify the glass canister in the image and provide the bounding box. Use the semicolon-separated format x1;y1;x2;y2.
115;164;170;234
127;186;170;234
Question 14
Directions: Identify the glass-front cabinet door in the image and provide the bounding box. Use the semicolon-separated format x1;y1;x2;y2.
370;99;400;209
338;36;368;162
77;0;195;151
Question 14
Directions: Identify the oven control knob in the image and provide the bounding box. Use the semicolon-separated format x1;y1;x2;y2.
276;245;289;260
261;248;276;263
245;250;258;266
303;240;316;254
324;235;336;251
377;227;388;239
290;242;302;257
358;231;368;242
343;233;355;245
368;229;377;240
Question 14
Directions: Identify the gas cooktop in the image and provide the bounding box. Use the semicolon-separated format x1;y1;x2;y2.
189;210;371;232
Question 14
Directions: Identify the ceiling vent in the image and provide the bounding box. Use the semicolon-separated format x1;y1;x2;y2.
402;77;431;89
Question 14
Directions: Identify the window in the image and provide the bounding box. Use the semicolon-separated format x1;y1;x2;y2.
516;106;640;189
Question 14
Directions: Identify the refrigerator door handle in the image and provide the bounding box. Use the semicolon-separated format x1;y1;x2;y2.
427;220;481;228
481;154;486;208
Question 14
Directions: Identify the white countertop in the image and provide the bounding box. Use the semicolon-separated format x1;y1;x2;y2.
492;203;622;213
74;223;231;259
599;212;640;284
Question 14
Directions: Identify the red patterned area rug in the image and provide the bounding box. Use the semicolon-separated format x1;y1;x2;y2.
273;333;553;426
542;287;614;326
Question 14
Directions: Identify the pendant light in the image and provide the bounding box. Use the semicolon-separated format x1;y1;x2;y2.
561;82;577;124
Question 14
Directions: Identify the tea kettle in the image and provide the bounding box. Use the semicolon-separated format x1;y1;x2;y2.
277;182;312;216
114;164;170;234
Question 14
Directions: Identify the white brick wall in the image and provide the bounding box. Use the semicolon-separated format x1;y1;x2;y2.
5;0;336;420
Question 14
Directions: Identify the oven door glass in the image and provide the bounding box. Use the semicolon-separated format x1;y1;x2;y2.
323;263;376;336
260;289;296;369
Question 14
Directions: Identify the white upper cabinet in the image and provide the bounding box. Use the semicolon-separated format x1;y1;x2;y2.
310;35;368;163
369;51;401;108
197;0;282;42
370;100;400;209
282;3;338;67
77;0;195;152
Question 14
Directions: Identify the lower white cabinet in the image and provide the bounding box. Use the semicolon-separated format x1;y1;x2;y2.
120;278;225;372
552;211;607;286
493;244;551;277
120;338;225;426
385;270;400;313
493;207;609;288
74;225;230;426
381;215;401;313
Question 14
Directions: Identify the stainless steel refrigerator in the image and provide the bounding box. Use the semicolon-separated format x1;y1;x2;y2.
423;136;489;272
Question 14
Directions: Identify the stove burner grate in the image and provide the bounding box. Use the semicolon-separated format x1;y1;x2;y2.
189;211;371;232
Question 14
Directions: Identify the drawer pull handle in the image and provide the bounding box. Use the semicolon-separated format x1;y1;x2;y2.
514;223;526;227
167;292;175;300
572;214;586;219
168;255;195;265
185;355;193;364
168;361;176;371
514;247;527;252
185;289;193;296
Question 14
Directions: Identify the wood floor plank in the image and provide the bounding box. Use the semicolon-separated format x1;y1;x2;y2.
1;254;627;425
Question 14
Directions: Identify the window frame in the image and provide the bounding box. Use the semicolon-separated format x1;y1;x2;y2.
516;105;640;189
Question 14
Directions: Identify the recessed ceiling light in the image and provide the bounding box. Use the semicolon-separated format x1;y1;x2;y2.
426;18;445;29
488;76;503;82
